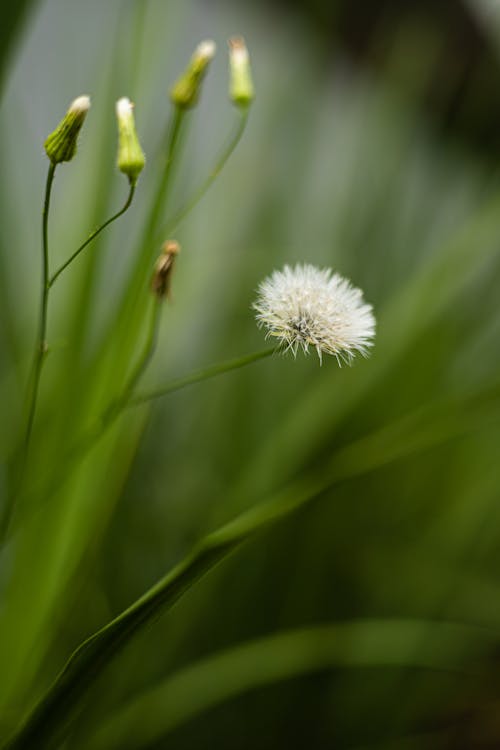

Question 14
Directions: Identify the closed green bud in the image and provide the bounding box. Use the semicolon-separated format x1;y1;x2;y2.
170;40;216;109
228;37;254;108
44;95;91;164
116;97;145;185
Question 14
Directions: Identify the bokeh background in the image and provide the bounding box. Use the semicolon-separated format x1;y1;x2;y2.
2;0;500;748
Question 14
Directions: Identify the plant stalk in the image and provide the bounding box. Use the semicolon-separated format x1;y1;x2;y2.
49;184;135;287
23;162;56;457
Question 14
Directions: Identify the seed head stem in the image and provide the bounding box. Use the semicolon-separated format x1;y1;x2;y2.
165;110;248;235
129;346;274;406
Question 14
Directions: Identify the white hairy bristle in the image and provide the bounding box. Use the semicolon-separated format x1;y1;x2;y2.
253;263;376;365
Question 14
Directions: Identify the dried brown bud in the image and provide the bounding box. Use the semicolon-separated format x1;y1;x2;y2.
151;240;180;300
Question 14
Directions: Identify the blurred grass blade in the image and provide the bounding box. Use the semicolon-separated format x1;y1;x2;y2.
4;478;325;750
86;619;496;750
6;361;500;750
0;0;40;94
325;378;500;483
163;110;249;235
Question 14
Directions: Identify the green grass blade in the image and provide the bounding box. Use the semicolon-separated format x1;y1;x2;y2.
5;367;500;748
0;0;40;94
86;618;497;750
3;479;320;749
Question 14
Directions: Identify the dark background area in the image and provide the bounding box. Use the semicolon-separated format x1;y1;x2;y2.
255;0;500;156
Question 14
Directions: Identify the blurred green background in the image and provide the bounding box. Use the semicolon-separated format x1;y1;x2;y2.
3;0;500;747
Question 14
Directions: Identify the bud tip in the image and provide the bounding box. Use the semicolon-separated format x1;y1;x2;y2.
196;39;217;61
70;95;91;114
115;96;133;118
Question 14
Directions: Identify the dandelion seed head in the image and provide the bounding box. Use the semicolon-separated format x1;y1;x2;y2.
253;263;376;364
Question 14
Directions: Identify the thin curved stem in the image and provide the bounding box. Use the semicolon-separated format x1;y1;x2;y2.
164;110;248;235
4;345;275;535
129;346;275;407
23;162;56;455
77;343;273;462
49;184;135;287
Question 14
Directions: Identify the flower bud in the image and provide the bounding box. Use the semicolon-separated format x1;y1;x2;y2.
151;240;180;300
44;95;91;164
170;40;216;109
115;97;145;186
228;37;254;108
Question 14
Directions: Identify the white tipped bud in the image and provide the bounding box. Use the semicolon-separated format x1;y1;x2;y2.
228;37;254;108
170;39;217;109
44;95;91;164
115;97;145;185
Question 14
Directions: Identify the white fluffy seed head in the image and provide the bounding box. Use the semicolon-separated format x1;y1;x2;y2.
253;263;376;364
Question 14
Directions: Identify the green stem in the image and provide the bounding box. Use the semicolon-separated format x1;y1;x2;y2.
23;162;56;455
5;346;274;534
164;110;248;235
116;297;163;407
3;164;57;540
49;184;135;287
97;106;187;365
146;106;186;244
75;343;272;459
79;297;163;450
129;346;275;407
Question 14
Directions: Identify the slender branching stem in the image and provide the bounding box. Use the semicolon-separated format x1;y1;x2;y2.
23;163;57;456
129;346;275;407
49;184;136;287
164;110;249;234
76;341;273;470
82;342;273;459
0;344;274;545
